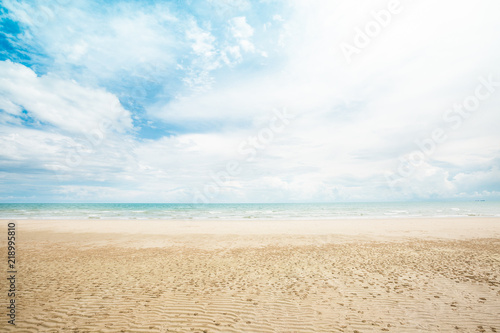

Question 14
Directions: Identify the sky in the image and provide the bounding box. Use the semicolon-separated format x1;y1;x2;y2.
0;0;499;203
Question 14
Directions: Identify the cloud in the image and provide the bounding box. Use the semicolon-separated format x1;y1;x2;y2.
229;16;255;53
1;0;500;202
0;60;132;134
207;0;251;16
2;0;178;75
146;0;500;202
229;16;254;39
186;21;217;58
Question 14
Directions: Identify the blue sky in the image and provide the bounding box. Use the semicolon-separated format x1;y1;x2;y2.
0;0;499;203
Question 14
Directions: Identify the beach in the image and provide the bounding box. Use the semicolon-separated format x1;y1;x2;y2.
1;218;500;332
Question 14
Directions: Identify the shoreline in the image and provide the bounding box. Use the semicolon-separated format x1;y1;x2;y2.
3;217;500;251
3;215;498;219
6;216;500;236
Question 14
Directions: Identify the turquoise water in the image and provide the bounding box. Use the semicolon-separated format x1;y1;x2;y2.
0;202;499;219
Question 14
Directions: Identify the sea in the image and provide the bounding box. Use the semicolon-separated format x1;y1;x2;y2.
0;201;499;220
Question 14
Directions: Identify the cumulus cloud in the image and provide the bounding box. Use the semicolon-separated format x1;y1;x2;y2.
0;61;132;134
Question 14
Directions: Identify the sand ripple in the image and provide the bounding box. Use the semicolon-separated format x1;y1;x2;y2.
1;238;500;332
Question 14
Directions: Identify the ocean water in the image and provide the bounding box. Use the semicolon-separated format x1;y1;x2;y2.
0;202;499;220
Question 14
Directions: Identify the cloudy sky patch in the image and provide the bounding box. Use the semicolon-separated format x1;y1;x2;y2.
1;0;499;202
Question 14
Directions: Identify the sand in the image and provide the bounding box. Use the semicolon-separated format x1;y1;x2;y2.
1;218;499;332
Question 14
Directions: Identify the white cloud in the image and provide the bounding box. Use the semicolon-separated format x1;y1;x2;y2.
186;22;217;58
229;16;254;39
182;20;221;91
239;39;255;53
272;14;284;22
228;16;256;57
206;0;252;16
0;61;132;134
3;0;178;81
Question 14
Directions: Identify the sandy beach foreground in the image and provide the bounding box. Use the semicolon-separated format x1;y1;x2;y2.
1;218;500;332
